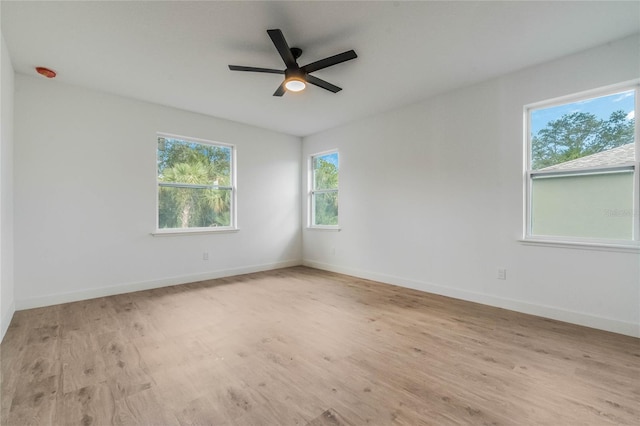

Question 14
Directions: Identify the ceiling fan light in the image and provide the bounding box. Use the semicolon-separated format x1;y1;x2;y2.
285;78;306;92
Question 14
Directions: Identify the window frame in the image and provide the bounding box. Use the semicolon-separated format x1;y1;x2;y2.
523;82;640;249
308;149;340;230
154;132;238;236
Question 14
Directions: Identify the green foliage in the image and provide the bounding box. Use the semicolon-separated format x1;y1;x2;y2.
313;157;338;225
314;192;338;226
158;138;232;229
314;157;339;190
158;138;230;185
532;110;634;169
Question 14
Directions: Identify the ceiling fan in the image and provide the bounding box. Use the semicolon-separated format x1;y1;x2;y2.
228;29;357;96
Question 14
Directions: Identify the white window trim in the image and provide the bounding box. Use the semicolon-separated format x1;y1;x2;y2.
151;228;239;237
522;81;640;250
519;238;639;253
308;149;340;230
154;132;238;235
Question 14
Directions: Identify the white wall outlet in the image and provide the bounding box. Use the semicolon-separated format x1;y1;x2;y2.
203;252;209;261
497;268;507;280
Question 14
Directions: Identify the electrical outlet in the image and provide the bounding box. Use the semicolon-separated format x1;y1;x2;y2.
497;268;507;280
203;252;209;261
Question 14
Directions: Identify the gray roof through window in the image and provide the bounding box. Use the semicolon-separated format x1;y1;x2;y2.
539;143;635;171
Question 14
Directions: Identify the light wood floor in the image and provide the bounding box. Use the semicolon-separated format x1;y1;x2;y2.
1;266;638;425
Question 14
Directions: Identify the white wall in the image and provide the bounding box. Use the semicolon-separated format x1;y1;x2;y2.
0;34;15;340
302;34;640;337
14;75;302;308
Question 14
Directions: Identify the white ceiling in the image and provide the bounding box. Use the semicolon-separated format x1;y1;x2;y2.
2;1;639;137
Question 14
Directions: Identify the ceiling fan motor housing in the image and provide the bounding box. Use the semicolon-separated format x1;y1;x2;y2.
285;68;306;81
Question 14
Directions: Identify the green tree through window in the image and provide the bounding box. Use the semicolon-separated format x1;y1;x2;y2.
311;152;339;226
157;136;234;229
532;110;634;169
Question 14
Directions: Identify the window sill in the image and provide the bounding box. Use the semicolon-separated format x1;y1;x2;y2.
152;228;239;237
519;238;640;253
306;227;341;232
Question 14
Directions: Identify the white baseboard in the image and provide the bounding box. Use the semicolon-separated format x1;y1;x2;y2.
1;299;16;343
16;259;302;311
303;259;639;338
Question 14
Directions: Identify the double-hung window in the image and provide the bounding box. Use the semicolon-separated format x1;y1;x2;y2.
310;150;339;228
524;84;638;247
157;134;236;232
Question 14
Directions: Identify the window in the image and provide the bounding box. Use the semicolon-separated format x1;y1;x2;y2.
525;85;638;246
157;134;235;232
310;151;339;227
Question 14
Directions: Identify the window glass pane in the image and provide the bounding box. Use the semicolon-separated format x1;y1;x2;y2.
530;90;635;171
313;153;339;190
531;171;634;240
159;187;231;229
314;191;338;226
158;137;231;186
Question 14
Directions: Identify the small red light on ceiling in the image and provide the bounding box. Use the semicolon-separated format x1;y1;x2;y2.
35;67;56;78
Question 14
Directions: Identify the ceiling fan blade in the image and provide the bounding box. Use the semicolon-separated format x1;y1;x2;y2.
301;50;357;74
273;82;286;97
306;74;342;93
267;29;298;69
228;65;284;74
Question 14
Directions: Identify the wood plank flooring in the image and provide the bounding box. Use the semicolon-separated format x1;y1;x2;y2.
1;266;638;425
